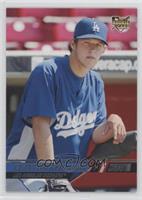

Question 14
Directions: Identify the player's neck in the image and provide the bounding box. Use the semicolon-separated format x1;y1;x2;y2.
69;54;89;78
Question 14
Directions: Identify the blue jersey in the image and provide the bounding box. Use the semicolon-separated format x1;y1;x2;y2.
7;55;107;160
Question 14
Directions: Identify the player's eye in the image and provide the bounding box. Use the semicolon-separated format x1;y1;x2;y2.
95;44;102;49
82;41;104;51
83;42;90;47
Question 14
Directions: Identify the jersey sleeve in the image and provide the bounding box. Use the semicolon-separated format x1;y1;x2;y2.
94;79;107;127
22;64;56;127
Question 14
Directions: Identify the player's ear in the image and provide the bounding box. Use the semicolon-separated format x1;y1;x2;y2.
68;40;76;52
102;45;107;53
70;39;76;50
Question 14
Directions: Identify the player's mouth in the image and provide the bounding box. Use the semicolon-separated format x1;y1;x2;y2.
86;56;96;60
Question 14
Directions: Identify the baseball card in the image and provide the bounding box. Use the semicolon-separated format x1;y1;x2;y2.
1;0;142;198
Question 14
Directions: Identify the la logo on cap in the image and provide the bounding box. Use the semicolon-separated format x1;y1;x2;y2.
92;22;100;32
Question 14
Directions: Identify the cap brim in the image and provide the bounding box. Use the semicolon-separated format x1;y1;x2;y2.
75;34;108;45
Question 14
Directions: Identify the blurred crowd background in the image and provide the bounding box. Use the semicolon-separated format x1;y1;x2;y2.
6;8;137;51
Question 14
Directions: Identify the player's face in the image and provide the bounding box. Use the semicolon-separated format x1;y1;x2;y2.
74;38;106;70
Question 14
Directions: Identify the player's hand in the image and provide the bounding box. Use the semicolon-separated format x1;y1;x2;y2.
104;114;126;144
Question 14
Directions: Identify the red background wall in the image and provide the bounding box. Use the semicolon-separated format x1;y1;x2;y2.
105;83;137;131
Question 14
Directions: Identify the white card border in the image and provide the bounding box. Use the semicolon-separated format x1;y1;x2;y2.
0;0;142;199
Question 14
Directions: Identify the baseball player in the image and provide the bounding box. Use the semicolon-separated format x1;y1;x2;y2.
6;18;127;192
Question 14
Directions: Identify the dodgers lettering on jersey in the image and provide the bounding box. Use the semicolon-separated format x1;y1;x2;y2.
55;110;97;138
7;55;107;161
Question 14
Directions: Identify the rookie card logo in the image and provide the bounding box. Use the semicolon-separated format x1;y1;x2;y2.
112;16;130;32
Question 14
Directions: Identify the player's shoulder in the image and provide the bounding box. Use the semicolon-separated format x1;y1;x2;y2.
89;70;105;94
89;70;103;83
32;56;65;76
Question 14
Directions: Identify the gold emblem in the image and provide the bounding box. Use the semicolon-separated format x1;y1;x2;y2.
112;16;130;32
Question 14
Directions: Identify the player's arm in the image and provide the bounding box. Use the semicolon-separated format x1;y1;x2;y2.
32;116;54;160
92;114;126;144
